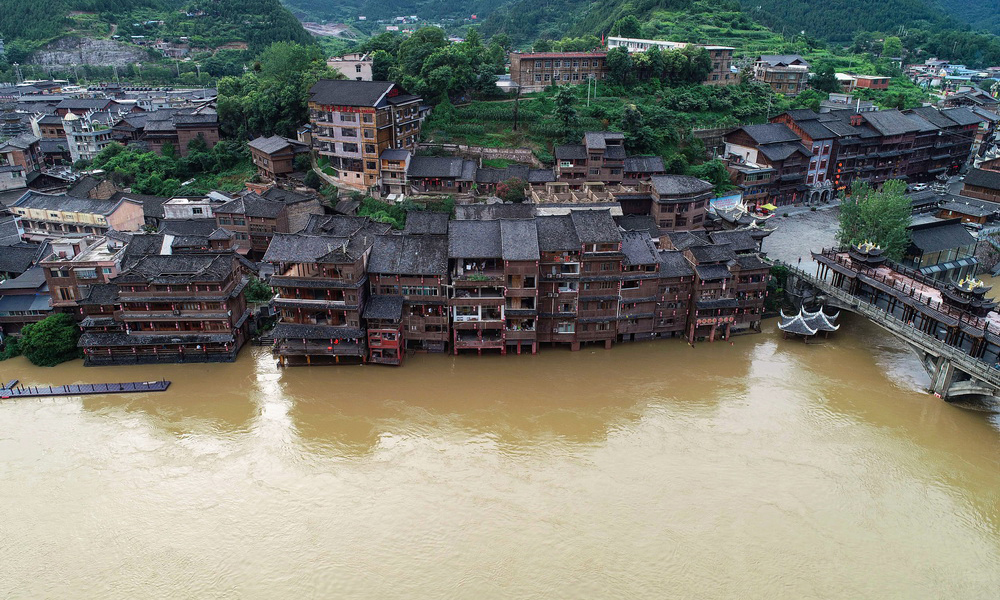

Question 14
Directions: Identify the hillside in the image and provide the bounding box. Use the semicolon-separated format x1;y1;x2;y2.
281;0;502;25
938;0;1000;37
0;0;313;59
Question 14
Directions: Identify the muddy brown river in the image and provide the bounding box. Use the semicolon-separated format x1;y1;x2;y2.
2;315;999;598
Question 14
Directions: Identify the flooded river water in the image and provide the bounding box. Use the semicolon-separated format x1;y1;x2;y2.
2;315;1000;598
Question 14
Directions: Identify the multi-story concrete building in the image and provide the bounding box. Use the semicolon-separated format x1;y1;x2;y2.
62;112;114;163
307;80;424;191
508;52;608;92
753;55;810;96
327;53;373;81
40;235;125;308
11;191;144;239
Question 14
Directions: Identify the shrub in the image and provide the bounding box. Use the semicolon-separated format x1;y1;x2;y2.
19;313;81;367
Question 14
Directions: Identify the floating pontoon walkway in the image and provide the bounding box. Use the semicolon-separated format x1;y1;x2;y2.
1;380;171;398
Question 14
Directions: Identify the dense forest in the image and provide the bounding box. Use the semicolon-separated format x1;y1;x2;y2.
0;0;313;59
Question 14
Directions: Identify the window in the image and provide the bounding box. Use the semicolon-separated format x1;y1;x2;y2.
364;129;374;139
218;217;231;225
355;64;362;73
366;161;376;170
544;74;551;81
535;74;542;82
572;73;579;81
342;142;359;153
76;268;97;279
545;60;552;67
362;114;373;123
339;113;357;122
192;207;203;215
341;128;357;137
535;61;542;68
101;267;112;275
553;61;561;67
365;144;376;154
573;61;579;67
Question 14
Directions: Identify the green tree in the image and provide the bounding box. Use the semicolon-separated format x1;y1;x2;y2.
837;180;912;260
496;177;527;203
883;36;904;58
605;47;633;85
372;49;393;81
245;277;274;303
613;15;641;39
552;86;579;140
533;39;553;53
19;313;82;367
304;169;322;190
810;64;840;94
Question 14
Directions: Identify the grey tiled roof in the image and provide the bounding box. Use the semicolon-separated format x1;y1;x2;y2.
116;254;233;284
248;135;305;154
554;144;586;160
650;175;714;198
908;220;976;253
308;80;396;107
624;156;665;174
657;250;693;278
689;243;736;263
863;110;922;136
408;156;476;180
665;231;710;251
214;193;285;218
708;230;757;253
695;264;733;280
448;220;502;258
272;322;365;340
570;209;621;244
535;214;579;251
500;219;540;261
403;211;449;235
964;168;1000;191
159;219;218;236
367;234;448;275
13;191;135;216
363;295;404;321
621;231;658;266
455;203;534;220
741;123;801;145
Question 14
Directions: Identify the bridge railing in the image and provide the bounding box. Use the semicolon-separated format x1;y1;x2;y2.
776;261;1000;388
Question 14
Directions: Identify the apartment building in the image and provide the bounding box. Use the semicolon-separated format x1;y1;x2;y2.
509;52;608;92
11;191;144;239
753;55;810;96
307;80;424;191
40;236;125;308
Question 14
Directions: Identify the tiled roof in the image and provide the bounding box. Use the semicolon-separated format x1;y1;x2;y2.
500;219;540;261
403;211;450;235
657;250;693;278
158;219;218;236
454;203;534;220
862;110;922;136
621;231;658;266
535;214;579;251
964;168;1000;191
408;156;476;180
116;254;233;284
624;156;665;174
689;243;736;264
363;294;404;321
570;209;621;244
908;220;976;253
554;144;587;160
367;234;448;275
448;220;502;258
13;191;133;216
214;193;285;218
650;175;714;198
741;123;802;145
308;80;397;107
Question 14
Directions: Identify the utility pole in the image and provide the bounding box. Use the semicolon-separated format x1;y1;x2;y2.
513;84;521;131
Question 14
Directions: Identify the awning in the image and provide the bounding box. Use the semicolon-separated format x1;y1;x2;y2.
761;203;777;211
918;256;978;275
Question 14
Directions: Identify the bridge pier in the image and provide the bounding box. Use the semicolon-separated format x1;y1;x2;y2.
927;355;956;397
